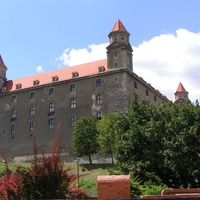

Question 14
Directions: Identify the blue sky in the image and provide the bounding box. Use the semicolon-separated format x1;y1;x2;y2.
1;0;200;102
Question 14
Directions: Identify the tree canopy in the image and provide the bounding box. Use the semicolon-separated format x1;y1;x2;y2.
72;117;99;164
115;100;200;188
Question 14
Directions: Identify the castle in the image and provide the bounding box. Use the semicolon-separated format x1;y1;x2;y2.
0;20;188;161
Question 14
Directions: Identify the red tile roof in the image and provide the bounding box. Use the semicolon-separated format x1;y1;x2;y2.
176;82;187;92
0;55;5;66
112;19;127;32
3;59;107;92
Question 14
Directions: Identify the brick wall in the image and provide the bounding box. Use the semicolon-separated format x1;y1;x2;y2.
97;175;130;199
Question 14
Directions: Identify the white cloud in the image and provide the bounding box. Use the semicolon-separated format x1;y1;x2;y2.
58;43;108;66
58;29;200;102
36;65;43;73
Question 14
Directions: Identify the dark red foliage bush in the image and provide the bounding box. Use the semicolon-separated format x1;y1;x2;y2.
0;122;91;199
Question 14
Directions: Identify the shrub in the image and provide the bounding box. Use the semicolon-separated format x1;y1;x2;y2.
0;122;91;199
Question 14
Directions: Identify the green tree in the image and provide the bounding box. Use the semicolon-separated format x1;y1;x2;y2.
115;100;200;188
72;117;99;164
96;113;119;164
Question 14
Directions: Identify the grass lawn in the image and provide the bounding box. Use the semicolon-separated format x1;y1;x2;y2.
0;162;113;197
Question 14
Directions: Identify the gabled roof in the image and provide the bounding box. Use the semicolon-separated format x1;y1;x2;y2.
0;55;5;66
2;59;107;92
112;19;127;32
176;82;187;92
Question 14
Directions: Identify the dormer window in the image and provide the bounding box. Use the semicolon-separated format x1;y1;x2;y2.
52;76;58;82
98;66;105;73
33;80;39;86
16;83;22;90
72;71;79;78
1;87;7;92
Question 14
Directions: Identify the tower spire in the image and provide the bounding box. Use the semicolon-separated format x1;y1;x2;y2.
174;82;189;103
0;55;5;66
0;54;7;89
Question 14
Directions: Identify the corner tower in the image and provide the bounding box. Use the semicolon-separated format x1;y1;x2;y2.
174;82;189;103
106;19;133;71
0;55;7;89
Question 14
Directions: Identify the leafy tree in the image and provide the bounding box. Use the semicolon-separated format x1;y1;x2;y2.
72;117;99;164
115;100;200;188
96;113;119;164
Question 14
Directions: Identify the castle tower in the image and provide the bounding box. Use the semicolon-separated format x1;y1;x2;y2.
0;55;7;89
174;82;189;103
106;19;133;71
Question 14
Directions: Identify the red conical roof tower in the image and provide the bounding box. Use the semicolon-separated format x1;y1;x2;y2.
174;82;189;103
112;19;127;32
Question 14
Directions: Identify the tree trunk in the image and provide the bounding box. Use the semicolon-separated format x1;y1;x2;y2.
89;153;92;164
110;150;114;165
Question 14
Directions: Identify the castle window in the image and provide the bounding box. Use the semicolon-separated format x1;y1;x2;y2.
121;37;124;40
115;77;118;83
98;66;105;73
114;53;118;58
48;119;54;129
134;81;137;89
12;95;17;103
1;87;7;92
16;83;22;90
146;90;149;96
114;38;117;41
70;83;76;92
30;91;35;99
154;95;157;102
49;88;54;96
10;124;16;135
11;109;17;119
97;112;102;120
52;76;58;82
29;122;35;132
30;105;35;115
70;116;76;126
115;63;118;67
72;71;79;78
33;80;39;86
96;94;102;104
134;94;138;101
96;79;102;87
70;99;76;108
49;103;55;113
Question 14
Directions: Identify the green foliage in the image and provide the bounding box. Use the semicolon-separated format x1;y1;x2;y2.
115;100;200;188
72;117;99;164
97;113;119;164
79;179;97;197
143;184;168;195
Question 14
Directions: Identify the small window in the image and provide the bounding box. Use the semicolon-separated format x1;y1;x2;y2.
134;81;137;89
30;105;35;115
98;66;105;73
114;38;117;41
70;83;76;92
114;53;118;58
115;77;118;83
70;116;76;127
49;88;54;96
146;90;149;96
1;87;7;92
30;91;35;99
72;71;79;78
48;119;54;129
10;124;16;134
96;94;102;104
70;99;76;108
134;94;138;101
115;63;118;67
154;95;157;102
49;103;55;112
11;109;17;119
97;112;102;120
96;79;102;87
16;83;22;90
12;95;17;103
29;122;35;132
33;80;39;86
52;76;58;82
